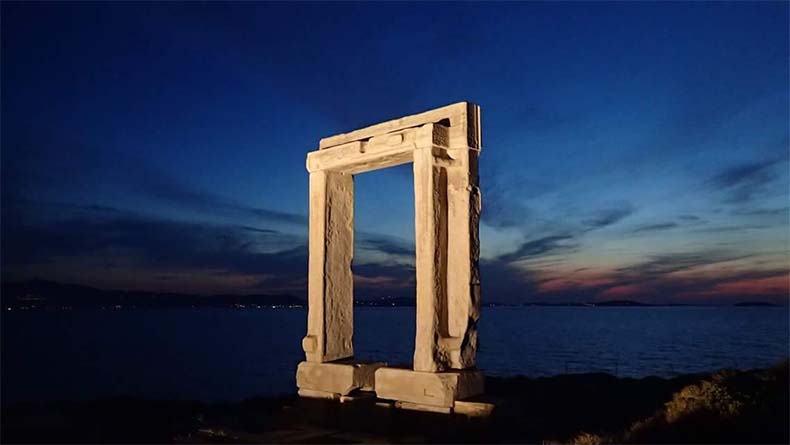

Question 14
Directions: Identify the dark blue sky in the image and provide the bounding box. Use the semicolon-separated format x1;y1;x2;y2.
2;2;788;303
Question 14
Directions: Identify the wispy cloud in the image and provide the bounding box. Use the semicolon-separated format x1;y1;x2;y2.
136;172;308;225
581;204;636;231
240;226;280;234
629;222;679;234
711;159;778;188
708;157;787;204
732;207;789;218
516;247;789;304
678;214;704;222
357;234;414;257
480;176;537;230
1;199;423;297
496;235;579;263
615;250;751;278
0;130;309;228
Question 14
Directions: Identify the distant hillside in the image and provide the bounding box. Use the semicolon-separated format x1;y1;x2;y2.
594;300;652;307
4;280;784;311
734;301;782;307
1;280;304;310
517;300;654;307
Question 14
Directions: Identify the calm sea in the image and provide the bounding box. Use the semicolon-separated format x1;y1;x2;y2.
2;306;787;403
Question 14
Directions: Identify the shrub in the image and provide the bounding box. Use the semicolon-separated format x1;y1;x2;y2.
622;361;789;444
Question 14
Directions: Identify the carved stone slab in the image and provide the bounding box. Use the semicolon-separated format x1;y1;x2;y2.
374;368;484;408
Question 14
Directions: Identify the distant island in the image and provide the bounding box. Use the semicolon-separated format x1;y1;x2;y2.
734;301;783;307
488;300;657;307
1;280;785;311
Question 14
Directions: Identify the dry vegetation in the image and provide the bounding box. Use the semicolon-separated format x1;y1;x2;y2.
571;361;789;444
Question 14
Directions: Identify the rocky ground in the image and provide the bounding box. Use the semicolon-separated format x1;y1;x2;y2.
3;361;787;444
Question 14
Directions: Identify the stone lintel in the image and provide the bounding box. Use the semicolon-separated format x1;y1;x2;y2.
319;102;479;150
306;124;464;174
374;368;484;408
296;361;385;396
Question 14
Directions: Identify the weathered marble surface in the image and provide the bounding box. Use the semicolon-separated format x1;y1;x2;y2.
296;361;384;396
299;102;484;411
375;368;484;408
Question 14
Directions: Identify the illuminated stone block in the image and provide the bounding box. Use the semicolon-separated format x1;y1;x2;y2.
374;367;484;408
296;361;384;396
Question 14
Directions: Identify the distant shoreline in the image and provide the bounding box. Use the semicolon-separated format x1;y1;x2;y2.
2;279;785;311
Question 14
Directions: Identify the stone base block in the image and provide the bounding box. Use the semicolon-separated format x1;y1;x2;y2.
374;368;484;408
297;388;339;400
453;400;495;417
339;392;375;403
296;361;385;396
395;401;452;414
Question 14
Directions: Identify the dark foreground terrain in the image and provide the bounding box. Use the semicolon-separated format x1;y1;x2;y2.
3;361;787;444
